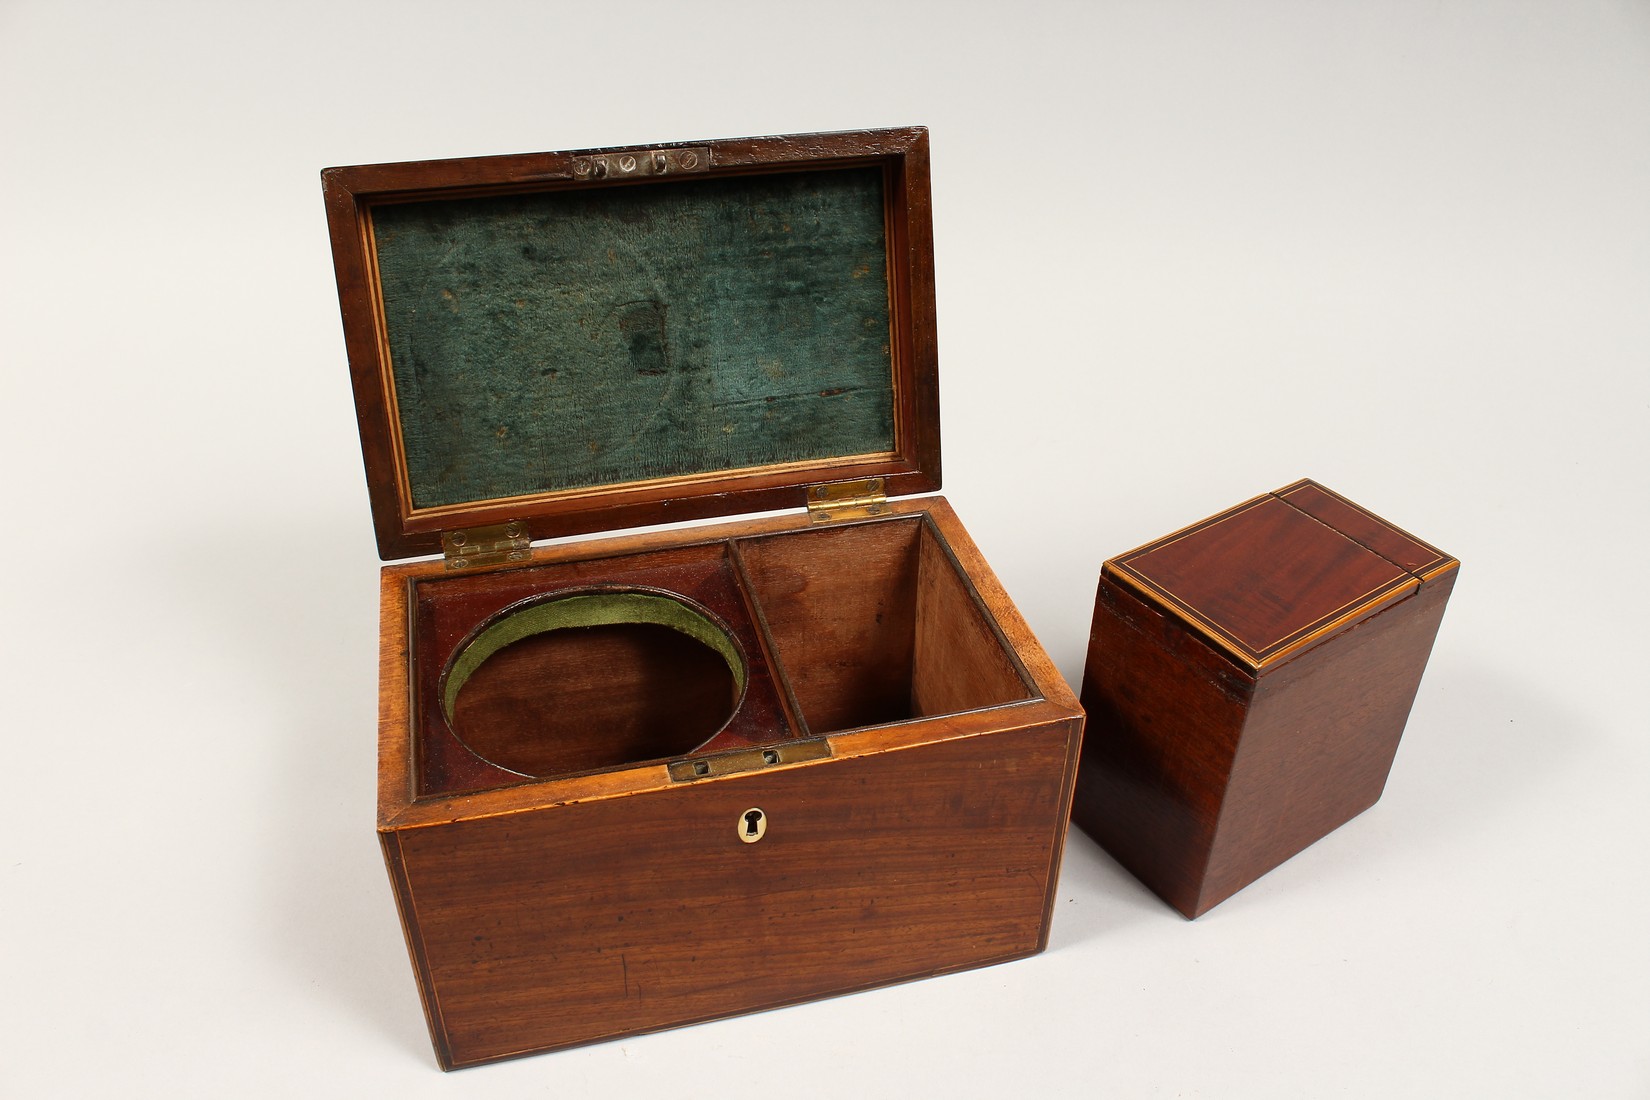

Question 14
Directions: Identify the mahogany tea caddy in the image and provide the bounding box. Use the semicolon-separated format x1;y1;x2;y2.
323;127;1084;1068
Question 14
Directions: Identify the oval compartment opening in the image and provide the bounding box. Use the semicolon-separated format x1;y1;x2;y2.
441;590;747;778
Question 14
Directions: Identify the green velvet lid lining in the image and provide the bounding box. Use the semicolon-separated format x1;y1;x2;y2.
441;590;748;722
371;167;897;512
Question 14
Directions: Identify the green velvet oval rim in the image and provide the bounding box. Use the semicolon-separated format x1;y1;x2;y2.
441;590;748;723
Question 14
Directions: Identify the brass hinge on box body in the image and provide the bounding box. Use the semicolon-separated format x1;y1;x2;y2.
806;477;888;524
442;522;531;570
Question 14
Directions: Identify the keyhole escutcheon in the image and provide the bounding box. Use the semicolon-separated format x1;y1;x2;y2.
739;807;767;844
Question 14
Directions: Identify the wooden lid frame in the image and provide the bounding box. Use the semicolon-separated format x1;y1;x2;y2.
323;127;941;560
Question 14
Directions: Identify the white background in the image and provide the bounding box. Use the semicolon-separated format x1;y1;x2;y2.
3;1;1646;1095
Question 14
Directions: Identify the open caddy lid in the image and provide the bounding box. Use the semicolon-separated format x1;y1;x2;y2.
323;127;941;560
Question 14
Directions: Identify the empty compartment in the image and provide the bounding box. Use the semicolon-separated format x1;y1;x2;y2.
735;516;1034;734
441;589;747;778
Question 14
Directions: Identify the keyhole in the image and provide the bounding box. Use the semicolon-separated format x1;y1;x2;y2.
739;807;766;844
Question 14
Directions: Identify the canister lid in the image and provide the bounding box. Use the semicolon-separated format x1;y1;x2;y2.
1104;479;1457;671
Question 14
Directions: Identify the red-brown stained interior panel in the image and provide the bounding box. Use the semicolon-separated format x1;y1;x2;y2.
1110;495;1417;667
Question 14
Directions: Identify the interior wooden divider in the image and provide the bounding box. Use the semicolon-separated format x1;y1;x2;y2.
422;515;1037;793
732;519;924;733
733;516;1035;736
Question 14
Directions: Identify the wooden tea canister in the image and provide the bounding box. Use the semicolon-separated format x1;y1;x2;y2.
1072;479;1457;918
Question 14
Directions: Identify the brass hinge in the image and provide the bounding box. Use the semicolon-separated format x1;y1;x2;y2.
806;477;888;524
442;522;531;570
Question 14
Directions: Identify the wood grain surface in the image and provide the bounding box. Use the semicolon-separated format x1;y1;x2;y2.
394;716;1079;1067
1074;480;1457;918
376;497;1084;1066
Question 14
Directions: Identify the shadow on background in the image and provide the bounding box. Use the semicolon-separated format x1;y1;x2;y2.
1056;655;1580;923
151;503;433;1065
